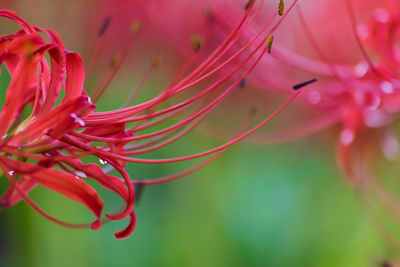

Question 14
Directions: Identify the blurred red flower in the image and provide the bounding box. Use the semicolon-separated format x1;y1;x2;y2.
205;0;400;248
208;0;400;181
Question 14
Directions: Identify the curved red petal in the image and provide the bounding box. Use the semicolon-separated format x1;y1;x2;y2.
114;212;137;239
1;177;37;207
64;52;85;102
0;156;104;229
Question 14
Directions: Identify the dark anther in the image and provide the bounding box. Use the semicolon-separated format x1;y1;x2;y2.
245;0;254;10
191;34;204;52
292;78;317;90
267;35;274;54
97;17;112;37
380;261;394;267
278;0;285;16
250;106;258;116
134;184;145;204
130;20;142;36
239;77;247;89
204;7;215;24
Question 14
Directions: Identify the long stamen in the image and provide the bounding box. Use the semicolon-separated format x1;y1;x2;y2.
91;20;142;102
122;55;160;108
57;90;300;165
133;106;256;185
79;21;276;141
86;16;112;76
84;3;260;122
83;6;287;126
86;0;297;124
123;103;213;156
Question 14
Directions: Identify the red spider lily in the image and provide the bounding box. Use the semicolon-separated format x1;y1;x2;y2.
208;0;400;179
0;1;304;238
206;0;400;248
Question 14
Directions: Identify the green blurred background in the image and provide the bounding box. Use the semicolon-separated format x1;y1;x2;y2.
0;136;390;267
0;0;396;266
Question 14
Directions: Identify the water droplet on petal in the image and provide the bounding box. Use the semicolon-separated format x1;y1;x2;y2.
102;165;114;174
70;113;86;127
340;128;355;145
8;170;14;176
99;159;108;165
75;171;87;179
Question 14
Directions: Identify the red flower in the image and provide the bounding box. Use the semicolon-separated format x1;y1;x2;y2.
0;1;302;238
208;0;400;181
206;0;400;248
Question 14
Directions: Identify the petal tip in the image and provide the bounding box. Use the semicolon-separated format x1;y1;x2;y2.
90;219;102;231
